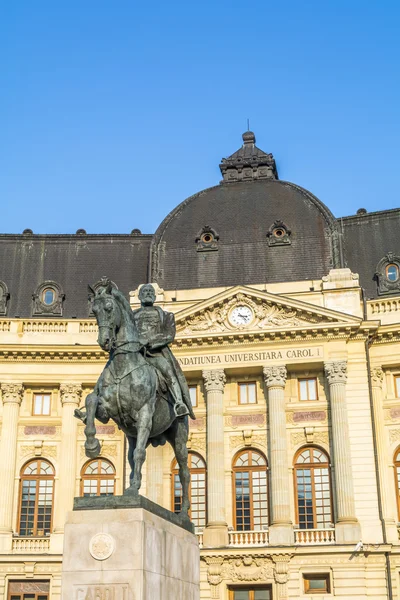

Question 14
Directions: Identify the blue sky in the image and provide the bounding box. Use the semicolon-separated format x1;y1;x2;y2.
1;1;399;234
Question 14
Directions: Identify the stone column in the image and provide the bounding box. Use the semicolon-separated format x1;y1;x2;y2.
202;369;228;548
263;366;293;545
146;445;164;506
324;361;361;543
53;384;82;539
370;367;398;543
0;383;23;550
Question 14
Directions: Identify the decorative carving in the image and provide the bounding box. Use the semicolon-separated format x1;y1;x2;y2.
222;555;274;582
89;533;115;561
389;428;400;443
370;367;384;388
203;556;225;598
0;280;10;315
32;280;64;316
271;554;292;588
230;433;266;450
291;431;329;448
263;365;287;388
177;292;322;335
195;225;219;252
267;220;291;247
1;382;23;404
101;443;118;458
324;360;347;385
203;369;226;393
375;253;400;296
60;383;82;405
187;434;206;452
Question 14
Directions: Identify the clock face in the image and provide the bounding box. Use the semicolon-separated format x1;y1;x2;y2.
229;305;254;327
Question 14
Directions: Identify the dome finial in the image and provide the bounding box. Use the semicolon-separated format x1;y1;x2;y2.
242;130;256;145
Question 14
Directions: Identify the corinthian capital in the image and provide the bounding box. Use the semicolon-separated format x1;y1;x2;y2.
1;382;24;404
370;367;384;388
202;369;226;393
60;383;82;405
324;360;347;385
263;365;287;388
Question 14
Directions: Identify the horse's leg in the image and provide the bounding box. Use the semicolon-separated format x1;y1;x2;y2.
166;417;190;515
127;435;136;489
84;392;101;458
126;406;152;495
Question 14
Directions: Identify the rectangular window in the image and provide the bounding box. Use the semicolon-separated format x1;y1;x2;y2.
238;382;257;405
32;394;51;416
229;587;272;600
303;573;330;594
395;376;400;398
299;378;317;401
189;385;198;408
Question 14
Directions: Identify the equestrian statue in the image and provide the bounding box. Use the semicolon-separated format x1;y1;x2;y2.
74;279;195;516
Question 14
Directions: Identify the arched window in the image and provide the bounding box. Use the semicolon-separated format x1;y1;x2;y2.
81;459;116;497
294;447;333;529
233;449;268;531
394;448;400;519
172;453;206;529
18;459;54;536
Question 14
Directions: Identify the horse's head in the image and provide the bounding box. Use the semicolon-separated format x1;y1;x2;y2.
89;280;121;353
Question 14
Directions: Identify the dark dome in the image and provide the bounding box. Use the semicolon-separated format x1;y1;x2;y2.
151;179;340;291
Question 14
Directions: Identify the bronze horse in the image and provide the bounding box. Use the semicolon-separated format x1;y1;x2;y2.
75;281;190;515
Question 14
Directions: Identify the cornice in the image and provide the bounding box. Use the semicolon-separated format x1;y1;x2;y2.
371;324;400;345
0;346;107;362
174;321;379;349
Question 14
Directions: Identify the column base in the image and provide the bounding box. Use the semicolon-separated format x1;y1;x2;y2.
268;523;294;546
335;520;361;544
202;523;229;548
0;531;12;552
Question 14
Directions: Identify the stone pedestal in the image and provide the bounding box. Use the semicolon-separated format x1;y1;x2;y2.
61;495;200;600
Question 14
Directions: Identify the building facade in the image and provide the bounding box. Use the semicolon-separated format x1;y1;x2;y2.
1;132;400;599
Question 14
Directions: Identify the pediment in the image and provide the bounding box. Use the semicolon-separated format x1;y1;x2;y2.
175;286;361;337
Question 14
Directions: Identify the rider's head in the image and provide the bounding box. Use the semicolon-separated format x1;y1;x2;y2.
139;284;156;307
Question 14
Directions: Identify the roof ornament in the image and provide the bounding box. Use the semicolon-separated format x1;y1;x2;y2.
219;131;278;183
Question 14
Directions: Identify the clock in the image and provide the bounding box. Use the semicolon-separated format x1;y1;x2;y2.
229;305;254;327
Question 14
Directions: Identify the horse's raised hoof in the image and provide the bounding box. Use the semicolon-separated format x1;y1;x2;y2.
85;439;101;458
124;485;139;497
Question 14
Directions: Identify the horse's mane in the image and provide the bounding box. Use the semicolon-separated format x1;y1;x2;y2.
111;288;133;316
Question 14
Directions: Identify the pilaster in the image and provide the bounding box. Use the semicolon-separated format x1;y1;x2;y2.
263;365;294;545
202;369;228;548
0;382;23;551
52;383;82;550
324;360;361;543
370;367;398;543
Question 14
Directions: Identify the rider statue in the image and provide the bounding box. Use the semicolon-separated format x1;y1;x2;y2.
133;284;195;420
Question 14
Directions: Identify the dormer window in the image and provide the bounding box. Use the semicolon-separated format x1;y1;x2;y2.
32;281;64;316
375;253;400;296
267;220;291;247
196;225;219;252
